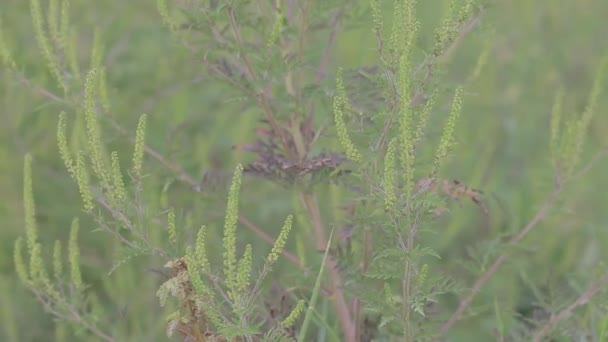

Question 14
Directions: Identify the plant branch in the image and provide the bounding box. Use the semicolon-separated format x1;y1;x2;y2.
224;6;292;157
238;214;305;269
313;4;347;84
439;188;560;335
402;209;423;341
13;71;303;269
374;8;484;154
439;152;605;336
15;72;72;105
299;192;355;341
532;272;608;341
31;289;116;342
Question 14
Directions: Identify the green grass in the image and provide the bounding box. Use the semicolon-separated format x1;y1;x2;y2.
1;0;607;341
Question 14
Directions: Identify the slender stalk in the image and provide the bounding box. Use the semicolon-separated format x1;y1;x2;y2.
374;9;484;154
440;152;604;336
224;6;291;156
14;70;304;273
300;192;355;342
532;272;608;341
402;208;422;341
402;258;413;341
439;187;561;334
106;118;307;267
314;6;346;84
31;289;116;342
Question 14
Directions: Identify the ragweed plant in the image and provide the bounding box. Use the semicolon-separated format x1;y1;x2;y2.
15;155;114;342
11;0;488;340
7;0;608;341
550;57;608;183
156;165;299;341
330;0;482;340
12;0;306;340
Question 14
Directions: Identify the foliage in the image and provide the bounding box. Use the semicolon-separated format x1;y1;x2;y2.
1;0;608;341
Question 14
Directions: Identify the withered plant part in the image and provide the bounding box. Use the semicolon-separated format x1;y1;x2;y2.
158;2;361;338
159;257;224;342
235;114;357;339
415;177;488;217
234;117;350;187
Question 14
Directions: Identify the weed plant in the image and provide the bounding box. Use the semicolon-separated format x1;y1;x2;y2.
1;0;608;341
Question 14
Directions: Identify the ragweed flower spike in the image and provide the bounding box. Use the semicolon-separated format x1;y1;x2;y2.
333;68;362;162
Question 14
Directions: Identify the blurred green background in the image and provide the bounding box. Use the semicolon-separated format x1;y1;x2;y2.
1;0;607;341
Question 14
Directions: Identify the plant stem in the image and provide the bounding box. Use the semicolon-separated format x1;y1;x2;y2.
532;272;608;341
439;152;604;335
402;209;422;341
300;192;356;342
439;187;561;335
